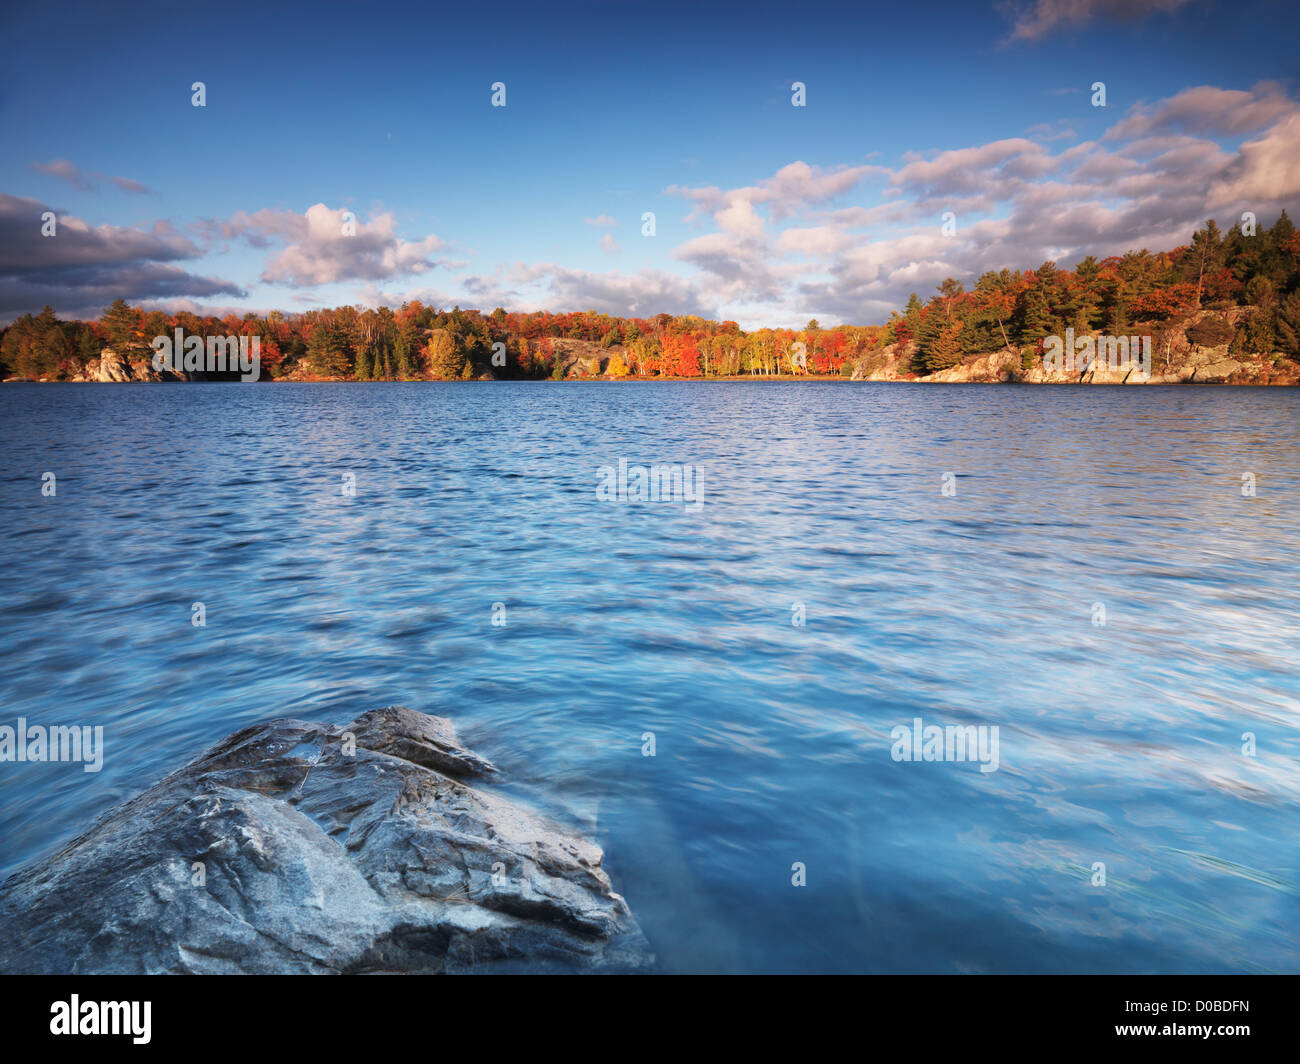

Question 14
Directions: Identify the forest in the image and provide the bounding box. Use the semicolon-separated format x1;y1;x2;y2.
3;213;1298;381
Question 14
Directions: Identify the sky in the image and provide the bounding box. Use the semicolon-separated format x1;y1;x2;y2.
1;0;1298;328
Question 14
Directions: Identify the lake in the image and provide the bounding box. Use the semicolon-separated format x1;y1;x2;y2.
1;381;1297;973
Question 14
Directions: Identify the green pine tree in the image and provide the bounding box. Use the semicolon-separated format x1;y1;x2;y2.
1243;277;1278;353
1275;291;1300;360
394;334;411;378
306;318;351;376
99;298;139;354
1017;285;1054;343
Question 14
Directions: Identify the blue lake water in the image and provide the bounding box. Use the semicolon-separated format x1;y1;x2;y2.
1;381;1297;973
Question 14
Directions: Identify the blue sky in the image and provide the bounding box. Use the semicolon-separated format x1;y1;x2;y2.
2;0;1298;327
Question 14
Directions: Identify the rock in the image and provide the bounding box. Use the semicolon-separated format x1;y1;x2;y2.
850;340;915;381
96;347;133;382
1021;363;1078;384
1080;363;1133;384
72;358;101;381
0;706;649;974
548;339;610;378
924;348;1022;383
1192;358;1245;382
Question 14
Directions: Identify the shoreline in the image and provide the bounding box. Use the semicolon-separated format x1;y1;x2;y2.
5;376;1296;386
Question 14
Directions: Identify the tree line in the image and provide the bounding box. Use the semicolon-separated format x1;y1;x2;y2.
3;213;1297;381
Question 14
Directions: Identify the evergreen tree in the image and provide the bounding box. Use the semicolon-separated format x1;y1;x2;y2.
1241;277;1278;354
921;321;965;372
903;293;923;333
1188;220;1226;307
1270;209;1295;247
394;333;411;378
100;298;139;353
1017;286;1054;343
306;318;351;376
76;326;100;368
1275;291;1300;360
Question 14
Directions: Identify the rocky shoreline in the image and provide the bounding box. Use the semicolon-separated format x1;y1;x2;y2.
0;706;650;974
5;308;1298;385
846;309;1300;385
846;343;1298;385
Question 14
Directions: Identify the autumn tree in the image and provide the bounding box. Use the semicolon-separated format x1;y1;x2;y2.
918;319;965;373
425;328;462;379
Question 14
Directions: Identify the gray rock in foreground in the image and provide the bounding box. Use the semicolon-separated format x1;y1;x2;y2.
0;706;650;973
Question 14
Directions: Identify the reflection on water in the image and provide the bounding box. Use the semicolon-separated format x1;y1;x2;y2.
0;381;1297;972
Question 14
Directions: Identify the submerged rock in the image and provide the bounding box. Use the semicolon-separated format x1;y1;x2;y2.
0;706;649;974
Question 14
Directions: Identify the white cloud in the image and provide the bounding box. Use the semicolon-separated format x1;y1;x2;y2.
776;226;854;257
1003;0;1194;43
510;263;719;319
645;81;1300;327
210;203;450;286
1209;111;1300;207
1105;82;1296;141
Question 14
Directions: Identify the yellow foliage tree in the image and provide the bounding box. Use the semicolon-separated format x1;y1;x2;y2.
424;328;462;379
